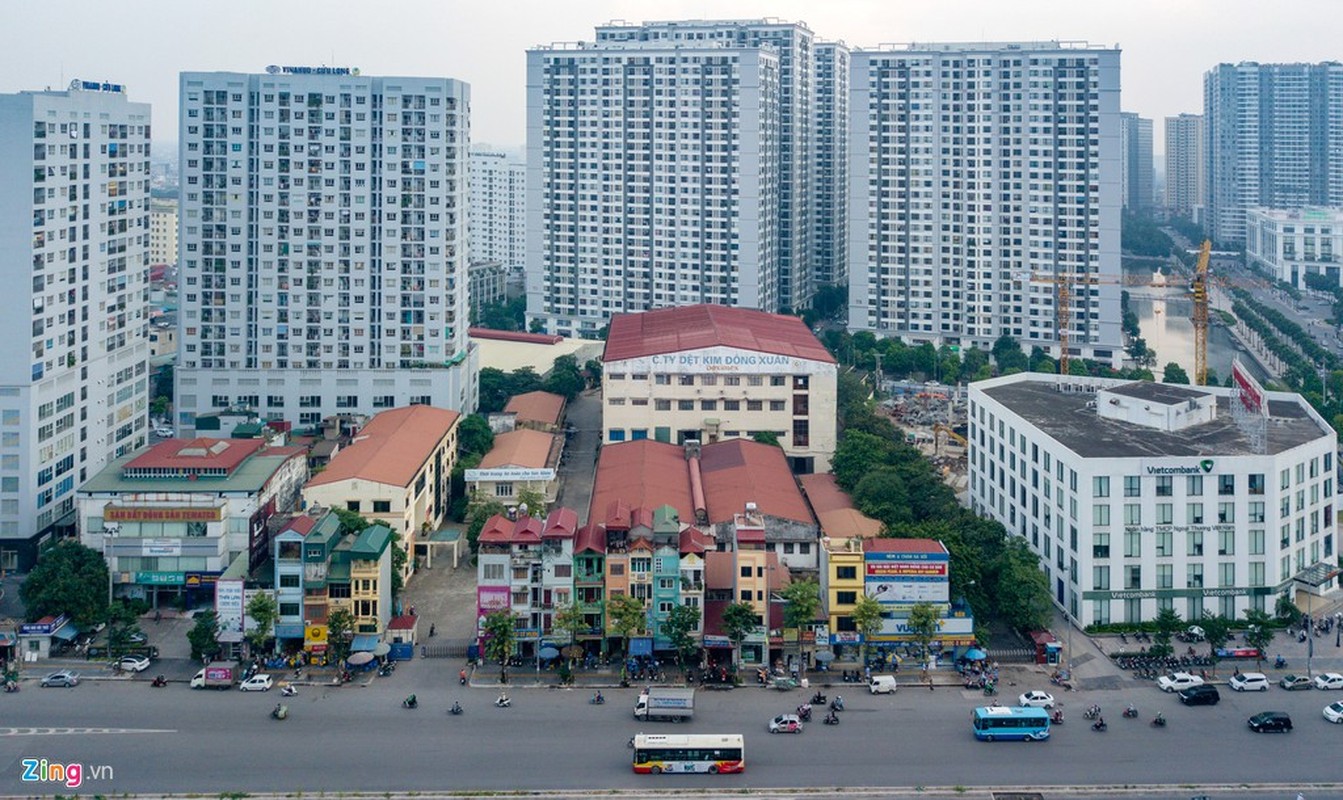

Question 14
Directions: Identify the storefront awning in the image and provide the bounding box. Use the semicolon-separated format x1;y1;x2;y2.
351;634;380;652
50;625;82;642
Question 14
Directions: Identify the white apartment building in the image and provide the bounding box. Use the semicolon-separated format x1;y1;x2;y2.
1246;207;1343;289
812;41;849;289
526;40;779;337
468;148;525;271
1164;113;1204;219
594;19;816;311
1120;112;1153;213
969;372;1338;627
175;69;477;437
847;42;1124;364
149;197;178;266
1204;62;1343;246
0;83;152;571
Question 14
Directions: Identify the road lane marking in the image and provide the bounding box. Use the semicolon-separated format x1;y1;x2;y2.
0;727;176;736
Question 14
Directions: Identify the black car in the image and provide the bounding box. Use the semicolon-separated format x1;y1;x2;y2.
1248;711;1293;733
1179;684;1221;706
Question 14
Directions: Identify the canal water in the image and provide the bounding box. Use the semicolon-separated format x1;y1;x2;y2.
1127;287;1268;383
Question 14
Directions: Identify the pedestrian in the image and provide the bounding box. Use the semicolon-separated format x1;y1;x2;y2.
410;605;416;616
429;623;436;637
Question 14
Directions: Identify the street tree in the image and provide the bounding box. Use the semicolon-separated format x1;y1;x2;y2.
1150;607;1183;659
907;601;942;665
551;602;587;651
482;610;516;684
1244;609;1276;670
988;540;1053;632
106;603;143;658
1199;612;1233;675
607;594;647;660
186;610;221;662
721;602;760;670
850;595;884;668
326;608;356;667
19;541;109;627
544;355;585;400
781;579;821;676
663;604;702;671
245;592;279;657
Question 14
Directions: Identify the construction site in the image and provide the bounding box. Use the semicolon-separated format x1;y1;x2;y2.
878;380;970;495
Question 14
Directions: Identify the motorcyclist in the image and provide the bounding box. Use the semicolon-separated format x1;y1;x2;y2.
593;690;604;704
450;701;463;715
1153;712;1166;726
497;692;510;706
404;694;417;708
459;667;468;684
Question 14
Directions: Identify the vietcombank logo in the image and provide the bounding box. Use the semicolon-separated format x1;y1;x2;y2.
1146;460;1214;476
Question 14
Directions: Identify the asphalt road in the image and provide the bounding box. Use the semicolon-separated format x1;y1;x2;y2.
2;661;1343;797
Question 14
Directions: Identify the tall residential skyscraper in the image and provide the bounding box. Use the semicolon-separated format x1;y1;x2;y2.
0;82;152;570
176;70;476;436
1164;113;1204;219
1204;62;1343;245
813;41;850;289
468;147;526;272
1119;112;1153;213
526;37;779;337
848;42;1123;362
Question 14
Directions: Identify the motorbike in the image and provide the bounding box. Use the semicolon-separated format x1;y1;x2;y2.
1122;705;1138;719
150;675;167;688
823;712;840;725
830;696;845;712
1091;719;1107;732
450;702;463;716
377;664;394;677
459;670;468;686
1151;714;1167;728
590;693;605;705
4;681;20;693
495;694;512;708
1050;710;1064;725
402;695;418;709
1275;656;1288;669
983;683;997;696
281;685;298;697
797;704;812;722
1083;704;1101;720
271;704;288;720
811;691;826;705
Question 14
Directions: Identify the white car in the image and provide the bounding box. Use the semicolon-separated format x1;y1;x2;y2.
117;655;151;673
1157;672;1205;693
1325;701;1343;724
1315;673;1343;691
238;674;273;692
1017;690;1055;708
1228;672;1269;692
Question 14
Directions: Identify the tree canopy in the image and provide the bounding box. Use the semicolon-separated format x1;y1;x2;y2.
20;541;109;626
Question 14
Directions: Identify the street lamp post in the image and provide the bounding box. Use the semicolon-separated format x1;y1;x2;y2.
103;525;119;606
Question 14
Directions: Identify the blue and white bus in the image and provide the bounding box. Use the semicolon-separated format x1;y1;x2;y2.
970;706;1051;741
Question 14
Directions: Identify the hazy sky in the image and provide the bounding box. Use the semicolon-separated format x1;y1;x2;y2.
4;0;1338;151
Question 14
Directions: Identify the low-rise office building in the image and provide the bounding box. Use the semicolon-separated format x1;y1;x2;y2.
466;428;561;508
969;371;1338;628
1245;207;1343;289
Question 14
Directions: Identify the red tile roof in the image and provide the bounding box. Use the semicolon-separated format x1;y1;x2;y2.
590;441;693;526
125;438;266;473
469;328;564;345
504;391;567;427
679;527;714;554
387;615;418;631
699;440;814;525
543;507;579;539
864;538;948;555
799;473;883;539
603;304;835;364
574;524;607;554
281;516;318;536
478;514;544;546
305;405;460;488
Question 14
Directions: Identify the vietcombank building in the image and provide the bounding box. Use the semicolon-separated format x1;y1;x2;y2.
968;370;1338;628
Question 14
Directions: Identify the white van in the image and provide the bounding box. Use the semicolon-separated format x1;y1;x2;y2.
869;675;898;694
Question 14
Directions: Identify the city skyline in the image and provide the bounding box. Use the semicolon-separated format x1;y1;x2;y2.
4;0;1340;151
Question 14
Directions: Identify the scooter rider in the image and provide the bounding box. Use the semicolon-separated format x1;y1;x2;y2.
404;694;418;708
592;690;604;704
496;691;510;707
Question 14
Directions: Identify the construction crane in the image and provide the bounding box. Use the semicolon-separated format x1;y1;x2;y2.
1190;240;1213;386
1028;272;1165;374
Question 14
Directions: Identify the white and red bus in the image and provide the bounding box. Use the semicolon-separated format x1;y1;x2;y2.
631;733;745;774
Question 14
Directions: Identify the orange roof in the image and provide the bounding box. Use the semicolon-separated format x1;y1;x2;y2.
590;441;694;526
504;391;566;427
699;440;814;525
305;405;460;488
799;473;882;538
603;304;835;363
478;514;544;545
126;437;266;473
478;429;557;470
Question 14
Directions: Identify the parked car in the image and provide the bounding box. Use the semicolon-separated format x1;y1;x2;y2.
1229;672;1270;692
768;713;803;734
1324;702;1343;724
1178;685;1221;706
238;674;273;692
1157;672;1204;692
1279;674;1314;691
1247;711;1293;733
40;670;79;688
1314;673;1343;691
117;655;151;673
1017;690;1055;708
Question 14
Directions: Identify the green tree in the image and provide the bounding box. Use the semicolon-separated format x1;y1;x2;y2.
327;607;356;666
991;335;1028;372
106;603;143;658
988;540;1053;632
1243;609;1276;671
721;602;760;669
607;594;647;658
465;496;507;553
20;541;109;627
244;592;279;656
151;395;170;418
751;430;781;447
1162;362;1191;384
781;579;821;677
663;604;702;671
387;529;408;599
853;467;912;529
907;601;942;664
516;487;547;518
1274;593;1302;626
551;602;587;650
1199;612;1233;675
482;610;516;683
457;414;495;459
332;507;371;535
584;359;603;388
1150;606;1183;659
186;610;221;662
850;595;884;667
830;430;896;489
544;355;585;399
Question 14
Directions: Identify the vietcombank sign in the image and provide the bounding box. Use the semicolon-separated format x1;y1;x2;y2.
1145;460;1215;476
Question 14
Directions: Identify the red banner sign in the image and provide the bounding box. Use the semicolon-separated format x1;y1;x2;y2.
104;506;222;522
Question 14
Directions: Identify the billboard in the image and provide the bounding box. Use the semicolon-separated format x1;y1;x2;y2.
464;468;556;482
215;579;246;643
104;505;223;522
1232;358;1268;418
864;550;949;604
477;586;510;614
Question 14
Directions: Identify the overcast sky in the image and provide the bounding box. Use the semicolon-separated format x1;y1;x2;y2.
4;0;1337;151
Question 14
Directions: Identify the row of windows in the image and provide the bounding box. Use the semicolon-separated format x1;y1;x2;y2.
608;373;809;389
610;398;790;412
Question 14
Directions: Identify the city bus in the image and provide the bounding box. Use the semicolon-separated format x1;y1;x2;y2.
970;706;1051;741
631;733;745;774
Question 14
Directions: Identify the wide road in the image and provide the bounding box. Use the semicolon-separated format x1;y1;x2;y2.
2;664;1342;797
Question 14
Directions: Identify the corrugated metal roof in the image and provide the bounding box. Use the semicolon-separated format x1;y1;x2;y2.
602;304;836;364
125;437;266;472
306;405;460;489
